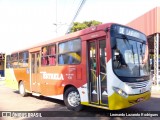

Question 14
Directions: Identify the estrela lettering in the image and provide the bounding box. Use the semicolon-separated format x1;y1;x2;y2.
40;72;64;80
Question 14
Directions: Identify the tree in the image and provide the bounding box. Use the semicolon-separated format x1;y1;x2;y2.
70;20;102;32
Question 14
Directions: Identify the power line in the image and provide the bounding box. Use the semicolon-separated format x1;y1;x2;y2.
54;0;75;35
65;0;86;34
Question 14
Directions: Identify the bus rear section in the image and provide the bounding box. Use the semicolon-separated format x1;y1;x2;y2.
5;52;30;91
4;23;151;111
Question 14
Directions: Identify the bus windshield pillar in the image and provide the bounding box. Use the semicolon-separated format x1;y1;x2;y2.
156;33;159;86
154;33;159;86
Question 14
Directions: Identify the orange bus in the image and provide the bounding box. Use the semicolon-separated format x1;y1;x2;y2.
5;23;151;111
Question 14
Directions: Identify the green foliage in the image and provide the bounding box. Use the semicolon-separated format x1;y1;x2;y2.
70;20;102;32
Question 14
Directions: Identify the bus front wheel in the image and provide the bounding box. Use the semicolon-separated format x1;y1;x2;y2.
64;87;83;111
19;81;27;97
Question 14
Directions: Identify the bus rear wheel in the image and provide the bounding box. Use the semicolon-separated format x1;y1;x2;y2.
19;81;27;97
64;87;83;111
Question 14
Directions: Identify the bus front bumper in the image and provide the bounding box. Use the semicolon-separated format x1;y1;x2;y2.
108;91;151;110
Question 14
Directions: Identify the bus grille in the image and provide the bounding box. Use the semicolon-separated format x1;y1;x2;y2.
125;81;149;89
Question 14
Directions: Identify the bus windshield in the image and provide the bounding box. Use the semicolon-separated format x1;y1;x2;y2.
112;38;149;77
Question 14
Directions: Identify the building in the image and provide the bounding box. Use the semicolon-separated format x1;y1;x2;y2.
127;7;160;85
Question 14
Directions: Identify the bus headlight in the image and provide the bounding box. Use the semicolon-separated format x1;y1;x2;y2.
113;87;128;98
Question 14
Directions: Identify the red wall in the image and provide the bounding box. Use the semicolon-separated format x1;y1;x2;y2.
127;7;160;36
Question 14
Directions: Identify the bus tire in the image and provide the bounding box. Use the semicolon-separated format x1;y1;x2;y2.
64;87;83;111
19;81;27;97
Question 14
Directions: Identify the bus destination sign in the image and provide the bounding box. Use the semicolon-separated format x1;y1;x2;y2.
116;26;146;40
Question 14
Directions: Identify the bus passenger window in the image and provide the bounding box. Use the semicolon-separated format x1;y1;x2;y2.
41;45;56;66
50;46;56;55
6;55;12;68
58;38;81;65
49;56;56;65
48;46;56;65
59;55;64;64
11;53;19;68
19;51;29;68
68;56;73;64
41;57;48;65
41;47;49;66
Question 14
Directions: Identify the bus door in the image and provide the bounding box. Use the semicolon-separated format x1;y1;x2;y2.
88;39;108;105
31;52;41;93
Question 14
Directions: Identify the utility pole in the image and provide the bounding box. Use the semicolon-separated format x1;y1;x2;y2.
55;0;58;36
53;0;68;36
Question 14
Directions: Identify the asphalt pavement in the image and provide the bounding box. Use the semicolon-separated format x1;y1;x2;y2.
0;80;160;120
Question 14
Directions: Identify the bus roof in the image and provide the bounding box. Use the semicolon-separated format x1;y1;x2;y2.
9;23;113;54
8;22;144;54
30;23;113;46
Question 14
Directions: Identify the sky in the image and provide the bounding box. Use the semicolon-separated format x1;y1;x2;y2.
0;0;160;53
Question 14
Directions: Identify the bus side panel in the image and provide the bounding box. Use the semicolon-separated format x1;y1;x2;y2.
14;68;30;92
39;66;65;97
5;68;18;90
38;41;88;101
5;68;30;91
78;41;89;105
39;65;87;95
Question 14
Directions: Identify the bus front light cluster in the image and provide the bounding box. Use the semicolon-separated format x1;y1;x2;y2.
113;87;128;98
